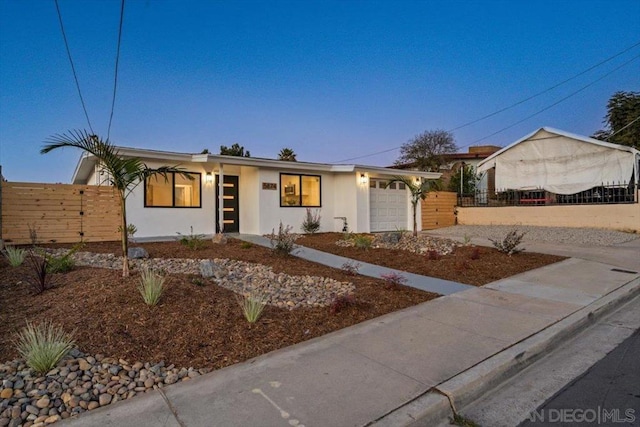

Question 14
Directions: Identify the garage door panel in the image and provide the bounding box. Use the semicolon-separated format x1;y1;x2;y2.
369;179;408;232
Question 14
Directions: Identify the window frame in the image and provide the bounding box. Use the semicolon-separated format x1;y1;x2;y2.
279;173;322;208
144;171;202;208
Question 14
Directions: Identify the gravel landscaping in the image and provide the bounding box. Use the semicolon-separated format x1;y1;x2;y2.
43;249;355;309
0;234;565;426
0;351;208;427
1;238;435;426
426;225;639;246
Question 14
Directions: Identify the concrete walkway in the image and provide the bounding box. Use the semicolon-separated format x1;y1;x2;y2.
60;238;640;427
235;233;473;295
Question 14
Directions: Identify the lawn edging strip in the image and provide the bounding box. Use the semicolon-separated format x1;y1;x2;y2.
368;274;640;426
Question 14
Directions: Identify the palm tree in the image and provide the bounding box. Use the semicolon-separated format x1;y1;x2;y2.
278;148;297;161
384;176;434;237
41;130;190;277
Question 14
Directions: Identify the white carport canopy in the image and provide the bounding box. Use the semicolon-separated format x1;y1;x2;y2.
477;127;640;195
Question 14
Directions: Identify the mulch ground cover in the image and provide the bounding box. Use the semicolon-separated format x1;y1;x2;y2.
0;238;435;370
297;233;566;286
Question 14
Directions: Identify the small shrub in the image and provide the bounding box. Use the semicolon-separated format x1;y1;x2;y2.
341;261;361;276
3;245;26;267
177;226;206;251
353;234;373;250
269;222;296;255
118;223;138;243
426;249;440;260
14;321;75;375
46;243;83;274
237;293;267;323
380;272;408;289
189;275;205;287
240;241;253;249
24;249;51;294
329;293;356;314
489;229;526;256
301;208;321;234
469;247;480;260
138;267;167;306
463;234;472;246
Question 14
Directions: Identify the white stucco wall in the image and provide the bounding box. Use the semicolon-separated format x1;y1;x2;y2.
333;174;359;232
125;161;215;239
238;166;260;235
255;169;339;235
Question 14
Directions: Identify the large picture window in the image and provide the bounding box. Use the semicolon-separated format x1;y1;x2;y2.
145;172;201;208
280;173;321;207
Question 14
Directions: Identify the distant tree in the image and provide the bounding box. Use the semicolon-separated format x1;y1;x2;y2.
448;164;479;194
278;148;297;161
200;148;210;154
592;91;640;149
395;129;457;172
220;143;250;157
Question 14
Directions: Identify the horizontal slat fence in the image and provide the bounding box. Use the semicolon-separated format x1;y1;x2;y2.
421;191;457;230
1;182;121;244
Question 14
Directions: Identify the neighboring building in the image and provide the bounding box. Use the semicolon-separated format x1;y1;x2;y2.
394;145;501;193
71;147;440;238
477;127;639;200
439;145;501;193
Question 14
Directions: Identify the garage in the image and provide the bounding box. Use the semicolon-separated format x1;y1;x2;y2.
369;179;409;232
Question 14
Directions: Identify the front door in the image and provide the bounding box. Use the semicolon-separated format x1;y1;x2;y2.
216;175;239;233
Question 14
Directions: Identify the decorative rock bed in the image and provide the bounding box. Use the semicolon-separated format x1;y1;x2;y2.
43;250;355;310
336;232;460;255
0;350;209;427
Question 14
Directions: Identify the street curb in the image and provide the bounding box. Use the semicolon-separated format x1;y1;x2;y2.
369;274;640;427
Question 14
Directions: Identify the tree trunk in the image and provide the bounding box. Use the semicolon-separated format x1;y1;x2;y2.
119;192;130;278
412;202;418;237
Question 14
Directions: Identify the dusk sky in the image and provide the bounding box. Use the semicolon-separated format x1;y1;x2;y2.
1;0;638;183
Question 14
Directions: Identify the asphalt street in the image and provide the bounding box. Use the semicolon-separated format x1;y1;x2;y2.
520;329;640;426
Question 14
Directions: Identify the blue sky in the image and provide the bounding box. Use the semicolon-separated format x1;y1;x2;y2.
1;0;639;183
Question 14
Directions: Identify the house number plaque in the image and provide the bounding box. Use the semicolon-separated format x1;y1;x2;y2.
262;182;277;190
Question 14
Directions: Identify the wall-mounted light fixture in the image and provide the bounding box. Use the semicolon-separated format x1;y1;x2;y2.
205;172;214;184
360;173;367;185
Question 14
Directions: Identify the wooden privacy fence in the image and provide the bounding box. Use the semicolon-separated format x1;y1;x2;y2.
1;182;121;244
421;191;457;230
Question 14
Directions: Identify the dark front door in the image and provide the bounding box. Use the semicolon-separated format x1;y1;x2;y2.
216;175;239;233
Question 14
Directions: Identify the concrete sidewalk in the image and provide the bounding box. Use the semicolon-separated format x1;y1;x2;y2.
60;240;640;427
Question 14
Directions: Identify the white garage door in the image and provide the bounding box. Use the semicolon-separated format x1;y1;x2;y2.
369;179;409;232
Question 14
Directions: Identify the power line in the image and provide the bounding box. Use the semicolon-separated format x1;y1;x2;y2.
465;54;640;146
54;0;94;134
107;0;125;141
448;40;640;133
605;115;640;141
331;41;640;163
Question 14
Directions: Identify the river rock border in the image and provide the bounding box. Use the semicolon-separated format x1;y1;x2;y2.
0;350;209;427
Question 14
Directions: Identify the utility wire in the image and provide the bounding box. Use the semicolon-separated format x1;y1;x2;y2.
331;41;640;163
465;54;640;146
107;0;125;141
54;0;94;134
605;115;640;141
448;40;640;133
